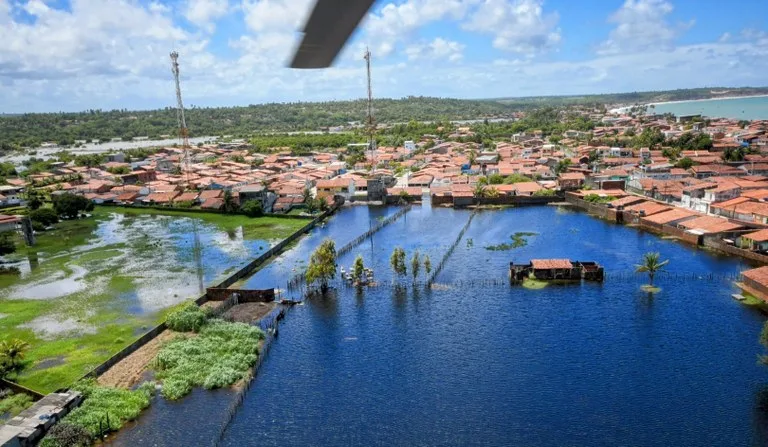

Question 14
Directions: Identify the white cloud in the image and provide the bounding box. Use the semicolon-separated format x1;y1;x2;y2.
463;0;560;54
0;0;189;82
405;38;465;62
241;0;312;33
185;0;231;32
718;32;731;43
598;0;693;55
363;0;476;57
743;29;768;47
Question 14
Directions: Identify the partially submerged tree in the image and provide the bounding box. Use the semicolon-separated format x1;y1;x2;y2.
635;252;669;287
306;239;337;293
411;250;420;281
424;254;432;274
352;255;365;285
390;247;407;278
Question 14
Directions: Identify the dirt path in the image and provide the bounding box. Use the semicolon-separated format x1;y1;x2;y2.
222;302;277;324
97;330;179;389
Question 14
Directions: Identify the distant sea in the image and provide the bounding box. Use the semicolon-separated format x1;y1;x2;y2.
648;95;768;120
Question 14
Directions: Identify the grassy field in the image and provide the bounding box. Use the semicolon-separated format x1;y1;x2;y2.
0;208;307;393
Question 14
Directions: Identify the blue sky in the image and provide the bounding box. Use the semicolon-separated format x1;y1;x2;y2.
1;0;767;112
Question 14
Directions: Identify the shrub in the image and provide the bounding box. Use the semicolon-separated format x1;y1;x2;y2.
41;379;155;441
40;422;92;447
52;193;93;218
29;208;59;226
241;199;263;217
0;392;34;422
152;319;264;400
165;303;208;333
0;232;15;255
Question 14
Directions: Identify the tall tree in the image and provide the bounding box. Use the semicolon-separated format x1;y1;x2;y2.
635;252;669;287
411;250;420;281
390;247;407;278
306;239;337;293
352;255;365;285
222;190;237;213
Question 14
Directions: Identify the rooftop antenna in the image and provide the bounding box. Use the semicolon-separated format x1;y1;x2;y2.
364;47;376;172
170;51;191;185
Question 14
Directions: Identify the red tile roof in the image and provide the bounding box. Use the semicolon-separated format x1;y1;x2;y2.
531;259;573;269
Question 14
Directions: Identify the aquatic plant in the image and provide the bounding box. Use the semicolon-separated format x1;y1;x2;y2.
352;255;365;284
485;232;538;251
152;319;265;400
165;303;209;333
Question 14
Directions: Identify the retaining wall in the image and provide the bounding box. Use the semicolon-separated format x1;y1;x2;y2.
206;288;275;302
564;193;621;222
0;379;45;400
96;203;315;219
702;237;768;264
79;323;167;381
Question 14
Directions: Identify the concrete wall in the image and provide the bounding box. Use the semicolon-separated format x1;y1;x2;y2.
80;323;167;381
703;237;768;264
97;204;315;219
564;193;621;222
0;379;45;400
206;288;275;302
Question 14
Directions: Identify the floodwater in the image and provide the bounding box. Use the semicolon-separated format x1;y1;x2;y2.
111;204;768;446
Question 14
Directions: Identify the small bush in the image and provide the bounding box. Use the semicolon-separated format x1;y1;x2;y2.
42;379;155;441
165;303;208;333
40;422;92;447
29;208;59;226
241;200;263;217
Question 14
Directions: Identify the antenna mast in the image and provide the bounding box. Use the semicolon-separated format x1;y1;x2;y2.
170;51;191;184
364;48;376;171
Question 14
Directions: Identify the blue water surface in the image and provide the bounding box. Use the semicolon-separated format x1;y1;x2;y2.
113;205;768;447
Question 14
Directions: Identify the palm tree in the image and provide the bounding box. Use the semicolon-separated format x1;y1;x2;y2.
0;339;30;376
473;183;486;202
635;252;669;287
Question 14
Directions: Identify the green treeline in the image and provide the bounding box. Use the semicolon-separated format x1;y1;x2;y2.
2;87;765;152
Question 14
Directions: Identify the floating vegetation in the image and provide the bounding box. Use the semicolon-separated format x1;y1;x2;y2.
466;238;474;248
485;232;538;251
640;285;661;293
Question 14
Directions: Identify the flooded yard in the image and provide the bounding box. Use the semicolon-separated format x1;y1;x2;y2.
0;207;307;392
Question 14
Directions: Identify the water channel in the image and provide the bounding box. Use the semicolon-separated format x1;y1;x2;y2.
111;204;768;446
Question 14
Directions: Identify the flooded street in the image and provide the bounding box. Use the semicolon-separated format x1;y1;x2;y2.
112;204;768;447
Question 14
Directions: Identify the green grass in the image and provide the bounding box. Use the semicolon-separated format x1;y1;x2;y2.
94;206;307;240
522;278;549;289
40;379;155;445
152;319;265;400
0;392;34;423
0;206;306;393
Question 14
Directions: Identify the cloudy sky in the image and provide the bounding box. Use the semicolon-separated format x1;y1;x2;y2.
1;0;767;113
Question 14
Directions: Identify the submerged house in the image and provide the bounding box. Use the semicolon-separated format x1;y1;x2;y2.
510;259;604;284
